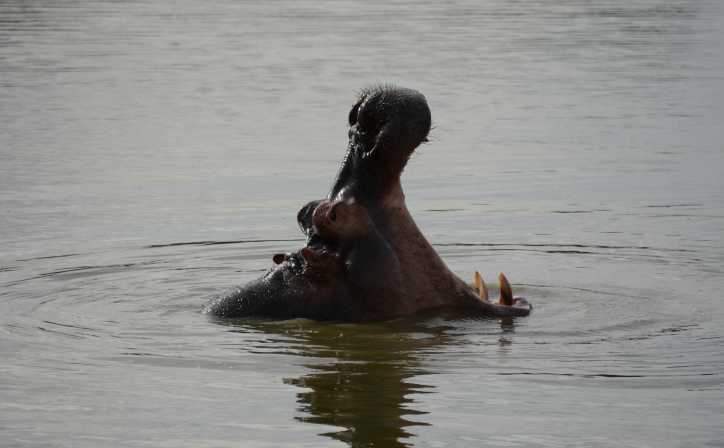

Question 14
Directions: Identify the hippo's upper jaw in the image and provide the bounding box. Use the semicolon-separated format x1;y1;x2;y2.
206;86;531;322
297;86;432;243
330;86;431;205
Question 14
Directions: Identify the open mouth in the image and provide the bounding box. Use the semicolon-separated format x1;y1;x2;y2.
272;234;343;276
299;235;342;271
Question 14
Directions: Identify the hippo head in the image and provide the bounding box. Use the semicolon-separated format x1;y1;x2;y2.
205;86;427;321
205;86;531;321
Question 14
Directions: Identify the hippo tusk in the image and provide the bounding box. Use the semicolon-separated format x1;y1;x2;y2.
473;271;489;301
498;273;513;306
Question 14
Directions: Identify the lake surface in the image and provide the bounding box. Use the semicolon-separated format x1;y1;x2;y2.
2;1;723;446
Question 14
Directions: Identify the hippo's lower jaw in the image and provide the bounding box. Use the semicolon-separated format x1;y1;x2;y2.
204;245;532;322
205;85;532;322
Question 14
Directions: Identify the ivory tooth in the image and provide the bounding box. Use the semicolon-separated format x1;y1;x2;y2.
474;271;489;301
498;273;513;306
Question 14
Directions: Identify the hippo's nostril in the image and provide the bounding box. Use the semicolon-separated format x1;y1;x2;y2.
348;102;360;126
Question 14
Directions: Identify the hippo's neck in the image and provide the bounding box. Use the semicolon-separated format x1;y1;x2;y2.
378;182;470;312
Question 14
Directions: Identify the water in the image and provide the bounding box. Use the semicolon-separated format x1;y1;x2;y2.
2;1;723;446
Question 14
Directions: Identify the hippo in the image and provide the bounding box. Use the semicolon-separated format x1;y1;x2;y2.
205;85;531;321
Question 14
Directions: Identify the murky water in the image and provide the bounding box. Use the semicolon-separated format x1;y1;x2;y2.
2;1;723;446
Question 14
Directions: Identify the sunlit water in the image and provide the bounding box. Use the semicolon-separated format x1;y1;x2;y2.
2;1;723;447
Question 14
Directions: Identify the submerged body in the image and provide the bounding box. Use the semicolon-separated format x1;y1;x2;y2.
206;86;531;321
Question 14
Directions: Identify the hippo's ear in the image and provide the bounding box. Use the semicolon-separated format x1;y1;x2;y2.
297;199;323;236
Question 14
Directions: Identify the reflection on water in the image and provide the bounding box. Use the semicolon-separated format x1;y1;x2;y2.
285;324;432;447
235;317;517;447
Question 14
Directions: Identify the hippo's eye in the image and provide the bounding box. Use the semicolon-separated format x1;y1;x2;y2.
348;102;360;126
329;207;337;222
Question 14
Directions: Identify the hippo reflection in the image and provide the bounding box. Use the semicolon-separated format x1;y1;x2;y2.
205;86;531;321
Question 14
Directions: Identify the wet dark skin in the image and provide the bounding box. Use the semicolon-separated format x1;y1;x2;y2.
205;86;531;321
311;198;402;309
